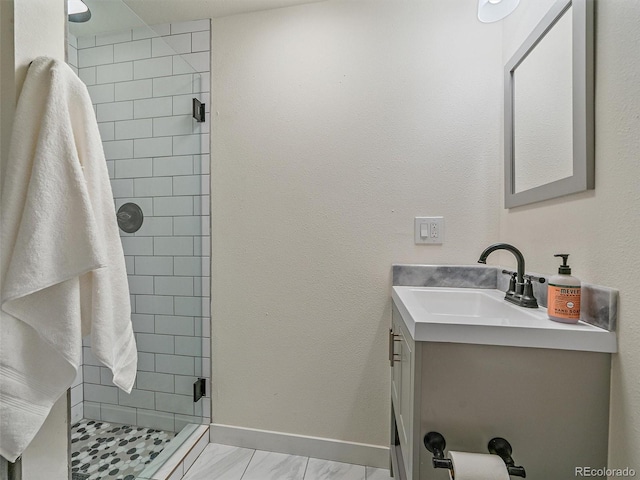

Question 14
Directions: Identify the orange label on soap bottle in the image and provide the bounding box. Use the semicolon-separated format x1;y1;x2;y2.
548;284;581;319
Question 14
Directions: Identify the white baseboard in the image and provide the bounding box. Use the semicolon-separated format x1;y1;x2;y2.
209;423;389;469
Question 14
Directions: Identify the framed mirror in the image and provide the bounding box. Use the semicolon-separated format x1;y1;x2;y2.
504;0;594;208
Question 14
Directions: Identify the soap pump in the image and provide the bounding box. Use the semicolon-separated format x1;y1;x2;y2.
547;254;581;324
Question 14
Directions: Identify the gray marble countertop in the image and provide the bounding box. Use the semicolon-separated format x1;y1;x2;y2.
392;265;618;353
392;285;617;352
393;264;618;332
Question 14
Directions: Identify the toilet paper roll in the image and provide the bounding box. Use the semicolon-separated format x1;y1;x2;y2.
448;451;510;480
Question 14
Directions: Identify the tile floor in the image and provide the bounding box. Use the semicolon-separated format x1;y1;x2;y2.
183;443;393;480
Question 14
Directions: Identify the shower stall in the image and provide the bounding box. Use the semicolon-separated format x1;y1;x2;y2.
66;3;211;478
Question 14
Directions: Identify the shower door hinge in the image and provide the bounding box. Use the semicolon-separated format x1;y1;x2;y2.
192;98;206;122
193;378;206;402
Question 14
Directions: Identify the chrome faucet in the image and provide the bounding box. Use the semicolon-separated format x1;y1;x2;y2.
477;243;542;308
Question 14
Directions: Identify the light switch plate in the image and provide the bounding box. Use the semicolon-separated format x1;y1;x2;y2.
415;216;444;244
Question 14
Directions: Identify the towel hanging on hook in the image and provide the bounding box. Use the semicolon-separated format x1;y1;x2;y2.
0;56;137;463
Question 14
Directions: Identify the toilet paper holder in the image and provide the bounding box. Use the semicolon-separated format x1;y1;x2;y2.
424;431;526;478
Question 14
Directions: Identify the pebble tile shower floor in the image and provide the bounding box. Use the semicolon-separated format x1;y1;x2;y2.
71;419;176;480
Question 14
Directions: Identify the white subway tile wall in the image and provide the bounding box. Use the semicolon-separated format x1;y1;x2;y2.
75;20;211;432
68;33;79;75
133;24;171;41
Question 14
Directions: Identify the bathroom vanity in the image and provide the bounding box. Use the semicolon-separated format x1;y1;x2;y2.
389;266;617;480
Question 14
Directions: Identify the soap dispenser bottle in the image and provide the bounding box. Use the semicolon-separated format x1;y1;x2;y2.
548;254;581;324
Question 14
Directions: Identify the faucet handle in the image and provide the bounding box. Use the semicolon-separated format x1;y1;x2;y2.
521;276;540;308
523;274;546;284
502;270;517;295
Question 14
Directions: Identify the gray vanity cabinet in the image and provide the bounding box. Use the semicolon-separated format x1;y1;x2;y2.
390;301;612;480
390;304;422;480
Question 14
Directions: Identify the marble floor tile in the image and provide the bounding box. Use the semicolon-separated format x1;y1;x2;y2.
241;450;308;480
365;467;393;480
304;458;365;480
182;443;255;480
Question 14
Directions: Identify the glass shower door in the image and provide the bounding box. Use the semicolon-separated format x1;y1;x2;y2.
67;3;210;478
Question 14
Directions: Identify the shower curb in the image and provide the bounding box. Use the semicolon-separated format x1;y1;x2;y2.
137;424;209;480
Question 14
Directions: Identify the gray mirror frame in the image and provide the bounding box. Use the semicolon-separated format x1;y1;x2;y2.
504;0;594;208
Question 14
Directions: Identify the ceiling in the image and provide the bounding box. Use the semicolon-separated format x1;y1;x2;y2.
69;0;325;37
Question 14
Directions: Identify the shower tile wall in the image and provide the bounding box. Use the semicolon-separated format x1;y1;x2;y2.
68;32;85;425
74;20;211;433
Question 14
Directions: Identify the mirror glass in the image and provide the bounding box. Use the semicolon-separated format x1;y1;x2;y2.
513;7;573;193
504;0;594;208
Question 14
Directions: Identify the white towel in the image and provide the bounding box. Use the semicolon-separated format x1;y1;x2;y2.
0;57;137;462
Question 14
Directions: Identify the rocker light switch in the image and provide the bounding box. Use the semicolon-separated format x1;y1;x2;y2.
415;217;444;245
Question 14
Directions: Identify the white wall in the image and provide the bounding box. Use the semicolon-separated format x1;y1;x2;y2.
0;1;68;478
500;0;640;472
210;0;502;447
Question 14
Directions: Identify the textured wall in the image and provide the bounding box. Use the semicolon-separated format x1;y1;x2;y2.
0;1;14;176
500;0;640;472
210;0;502;447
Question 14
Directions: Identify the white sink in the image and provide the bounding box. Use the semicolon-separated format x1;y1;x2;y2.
407;288;540;323
392;286;617;352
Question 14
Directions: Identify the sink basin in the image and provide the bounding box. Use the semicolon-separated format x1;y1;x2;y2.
392;286;617;352
407;288;539;322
